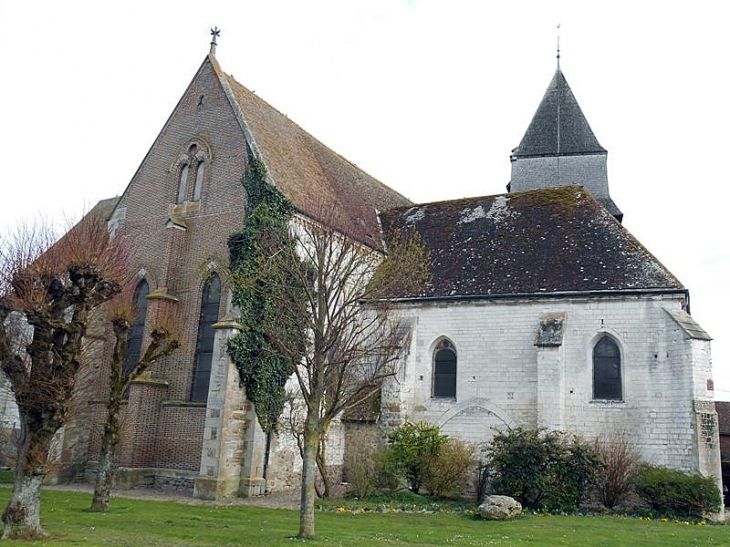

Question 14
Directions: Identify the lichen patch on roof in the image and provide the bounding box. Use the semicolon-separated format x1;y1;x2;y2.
379;186;684;299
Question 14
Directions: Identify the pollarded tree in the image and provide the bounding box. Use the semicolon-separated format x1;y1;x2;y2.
0;211;125;539
227;158;430;539
90;296;179;512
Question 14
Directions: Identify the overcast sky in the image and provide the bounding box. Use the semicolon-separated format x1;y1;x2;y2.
2;1;728;398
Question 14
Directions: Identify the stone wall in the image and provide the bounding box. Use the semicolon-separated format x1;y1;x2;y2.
387;293;718;476
510;154;610;201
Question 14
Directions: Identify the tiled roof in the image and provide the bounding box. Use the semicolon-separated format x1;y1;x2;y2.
665;309;712;341
214;58;411;247
716;402;730;435
379;186;684;299
512;69;606;158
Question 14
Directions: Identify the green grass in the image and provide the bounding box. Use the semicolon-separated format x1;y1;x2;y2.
0;468;14;484
0;487;725;546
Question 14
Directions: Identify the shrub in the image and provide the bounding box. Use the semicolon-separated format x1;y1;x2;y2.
422;438;477;498
550;435;605;511
384;422;447;494
344;433;382;499
593;432;641;509
486;427;604;511
635;465;721;517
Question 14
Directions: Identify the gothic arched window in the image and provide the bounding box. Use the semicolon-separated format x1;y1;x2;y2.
190;275;221;402
124;280;149;376
593;336;622;400
433;339;457;398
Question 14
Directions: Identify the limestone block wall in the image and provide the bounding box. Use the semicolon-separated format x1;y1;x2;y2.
389;293;716;474
510;154;609;201
264;389;347;493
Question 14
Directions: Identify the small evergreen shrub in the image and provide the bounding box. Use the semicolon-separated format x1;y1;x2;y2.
383;422;447;494
635;465;721;517
486;427;604;512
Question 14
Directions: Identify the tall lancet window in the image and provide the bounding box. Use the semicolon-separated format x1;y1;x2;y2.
176;163;189;204
124;280;149;376
193;161;205;201
190;275;221;402
593;336;622;400
433;339;457;398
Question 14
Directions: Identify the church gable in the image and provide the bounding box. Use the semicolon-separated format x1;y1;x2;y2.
380;186;683;299
111;55;250;226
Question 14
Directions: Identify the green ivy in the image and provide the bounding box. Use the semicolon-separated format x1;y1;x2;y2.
227;157;305;434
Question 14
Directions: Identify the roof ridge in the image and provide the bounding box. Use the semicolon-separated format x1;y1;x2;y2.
387;185;582;212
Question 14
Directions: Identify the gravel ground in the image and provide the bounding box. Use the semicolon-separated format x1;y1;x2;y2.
46;483;305;510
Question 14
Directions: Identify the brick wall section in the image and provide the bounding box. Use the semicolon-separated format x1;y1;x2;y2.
62;56;251;483
155;404;206;470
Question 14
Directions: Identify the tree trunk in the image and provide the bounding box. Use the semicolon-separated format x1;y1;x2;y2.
2;425;54;539
91;394;122;512
298;422;319;539
316;436;331;498
91;404;119;512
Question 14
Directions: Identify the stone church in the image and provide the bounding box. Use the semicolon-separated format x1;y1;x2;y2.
26;39;720;499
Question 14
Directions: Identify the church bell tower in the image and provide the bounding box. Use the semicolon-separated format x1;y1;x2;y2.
508;66;623;222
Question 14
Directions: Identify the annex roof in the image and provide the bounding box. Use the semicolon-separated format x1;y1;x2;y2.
379;186;684;300
210;56;412;247
665;309;712;341
716;402;730;435
512;68;606;158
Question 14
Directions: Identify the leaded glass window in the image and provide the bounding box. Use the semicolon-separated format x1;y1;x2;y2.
124;280;149;376
593;336;622;400
433;339;457;398
190;275;221;402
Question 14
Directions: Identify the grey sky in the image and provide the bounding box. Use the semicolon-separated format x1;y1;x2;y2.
2;0;728;397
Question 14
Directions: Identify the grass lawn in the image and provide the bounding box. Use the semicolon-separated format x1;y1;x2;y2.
0;487;726;546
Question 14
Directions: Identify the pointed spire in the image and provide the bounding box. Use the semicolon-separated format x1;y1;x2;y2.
557;23;561;70
511;69;605;158
210;27;221;56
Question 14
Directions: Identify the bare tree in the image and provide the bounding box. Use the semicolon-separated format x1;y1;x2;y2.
0;211;125;539
259;215;429;539
90;298;179;512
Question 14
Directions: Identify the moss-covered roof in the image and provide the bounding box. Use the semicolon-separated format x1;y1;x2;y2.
512;68;605;158
379;186;683;299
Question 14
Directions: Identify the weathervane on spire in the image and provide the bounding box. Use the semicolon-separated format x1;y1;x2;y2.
556;23;561;69
210;26;221;55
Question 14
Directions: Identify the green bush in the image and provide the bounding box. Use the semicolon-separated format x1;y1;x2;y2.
383;422;447;493
635;465;721;517
422;438;477;498
486;427;604;512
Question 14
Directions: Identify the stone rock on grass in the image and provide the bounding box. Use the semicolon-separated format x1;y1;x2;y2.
477;495;522;520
